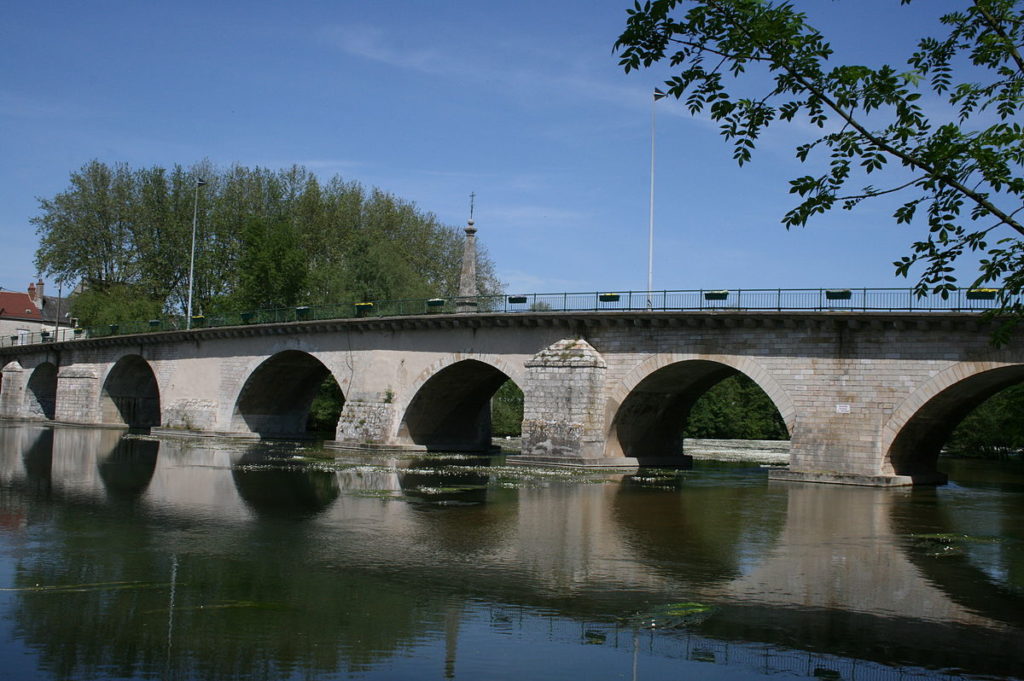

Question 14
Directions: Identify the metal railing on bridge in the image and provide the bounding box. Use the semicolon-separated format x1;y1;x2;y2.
1;287;1009;348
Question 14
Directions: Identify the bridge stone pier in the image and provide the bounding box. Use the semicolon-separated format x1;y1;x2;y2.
1;310;1019;486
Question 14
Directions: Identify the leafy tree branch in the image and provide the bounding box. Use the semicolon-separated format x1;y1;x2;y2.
615;0;1024;312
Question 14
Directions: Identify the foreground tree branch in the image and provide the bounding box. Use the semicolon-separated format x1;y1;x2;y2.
615;0;1024;315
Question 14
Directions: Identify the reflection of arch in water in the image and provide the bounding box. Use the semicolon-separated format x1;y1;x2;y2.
391;457;520;556
398;357;522;452
231;446;340;518
397;457;491;506
97;436;159;501
231;351;344;438
606;355;793;461
889;487;1024;629
689;481;1024;677
612;477;788;586
883;363;1024;480
19;428;54;494
25;362;58;420
100;355;161;428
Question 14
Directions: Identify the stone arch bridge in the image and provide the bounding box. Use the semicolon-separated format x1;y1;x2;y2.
0;310;1018;486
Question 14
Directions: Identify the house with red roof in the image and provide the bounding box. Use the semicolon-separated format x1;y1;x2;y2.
0;280;74;345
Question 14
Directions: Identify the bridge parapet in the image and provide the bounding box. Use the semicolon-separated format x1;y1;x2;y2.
0;286;1009;350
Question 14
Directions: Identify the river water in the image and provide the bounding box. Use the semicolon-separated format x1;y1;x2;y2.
0;424;1021;681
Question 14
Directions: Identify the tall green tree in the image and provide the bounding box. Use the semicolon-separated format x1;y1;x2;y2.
946;383;1024;457
616;0;1024;335
491;380;524;436
234;214;308;311
33;160;501;327
34;161;140;286
683;374;789;440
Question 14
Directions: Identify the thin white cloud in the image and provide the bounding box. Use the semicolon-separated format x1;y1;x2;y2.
499;268;587;294
319;24;465;77
490;203;589;226
286;159;364;171
318;23;651;111
0;91;73;118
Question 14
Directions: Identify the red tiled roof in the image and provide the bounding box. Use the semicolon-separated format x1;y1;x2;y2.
0;291;42;321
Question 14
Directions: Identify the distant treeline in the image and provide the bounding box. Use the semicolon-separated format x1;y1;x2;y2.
682;374;789;440
34;160;499;326
945;384;1024;459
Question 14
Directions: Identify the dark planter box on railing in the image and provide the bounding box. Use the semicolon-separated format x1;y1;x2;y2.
109;324;119;334
240;312;254;324
825;289;852;300
426;298;445;312
508;295;528;304
148;319;161;329
599;293;620;303
355;302;374;317
73;328;83;337
191;316;205;328
41;331;51;341
704;290;729;301
295;306;311;320
966;289;997;300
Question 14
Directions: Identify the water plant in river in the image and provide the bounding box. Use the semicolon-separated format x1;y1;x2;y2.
634;601;715;629
911;532;1002;557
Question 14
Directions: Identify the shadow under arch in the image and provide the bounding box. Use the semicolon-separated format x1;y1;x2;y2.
232;350;344;439
25;362;58;420
398;359;515;452
884;364;1024;478
101;355;161;429
607;357;791;461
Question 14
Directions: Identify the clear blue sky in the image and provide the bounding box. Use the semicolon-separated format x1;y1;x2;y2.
1;0;976;297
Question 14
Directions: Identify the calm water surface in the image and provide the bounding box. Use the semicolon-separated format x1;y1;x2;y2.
0;424;1021;681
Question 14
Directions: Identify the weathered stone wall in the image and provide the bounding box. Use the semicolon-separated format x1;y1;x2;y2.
0;361;26;419
520;338;608;464
55;364;104;424
335;396;396;447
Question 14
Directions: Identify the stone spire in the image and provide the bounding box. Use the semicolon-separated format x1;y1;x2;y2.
456;196;478;313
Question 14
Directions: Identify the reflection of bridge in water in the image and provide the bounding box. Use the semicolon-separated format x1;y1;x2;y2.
1;425;1021;679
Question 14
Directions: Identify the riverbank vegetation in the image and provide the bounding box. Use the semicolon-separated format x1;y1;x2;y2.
945;385;1024;459
682;375;788;440
33;161;499;327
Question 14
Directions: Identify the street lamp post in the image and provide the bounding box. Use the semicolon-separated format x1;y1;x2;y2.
186;178;207;330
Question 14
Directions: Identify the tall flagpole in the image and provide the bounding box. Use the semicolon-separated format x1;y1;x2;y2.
647;90;660;309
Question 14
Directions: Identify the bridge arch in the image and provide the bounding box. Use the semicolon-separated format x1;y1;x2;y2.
231;350;344;438
397;354;525;452
605;354;795;460
25;361;58;420
882;361;1024;477
100;355;161;428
